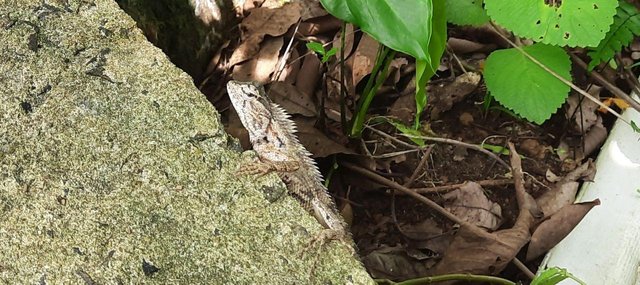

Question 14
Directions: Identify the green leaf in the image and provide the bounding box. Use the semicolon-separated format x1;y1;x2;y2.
321;0;448;128
631;120;640;133
324;47;338;62
416;0;448;126
446;0;489;26
306;42;326;55
387;119;426;146
320;0;446;71
531;267;586;285
484;43;571;124
485;0;619;47
318;0;356;23
588;1;640;70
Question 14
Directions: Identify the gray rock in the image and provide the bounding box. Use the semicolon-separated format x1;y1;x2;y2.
0;0;372;284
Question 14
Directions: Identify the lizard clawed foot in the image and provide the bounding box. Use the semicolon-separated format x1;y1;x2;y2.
301;229;355;257
237;161;273;176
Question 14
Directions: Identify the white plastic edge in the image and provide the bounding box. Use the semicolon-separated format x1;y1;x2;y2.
538;94;640;284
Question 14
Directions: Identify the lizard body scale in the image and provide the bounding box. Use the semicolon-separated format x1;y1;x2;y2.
226;80;350;241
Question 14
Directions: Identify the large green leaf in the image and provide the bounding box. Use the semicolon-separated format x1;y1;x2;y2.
317;1;356;23
588;0;640;70
484;44;572;124
320;0;446;74
446;0;489;26
485;0;618;47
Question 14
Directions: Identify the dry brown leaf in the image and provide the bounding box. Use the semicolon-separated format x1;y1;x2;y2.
298;0;328;20
429;223;531;276
269;81;317;117
582;118;607;158
429;143;538;277
447;37;496;54
295;53;322;97
241;2;301;37
326;24;356;103
232;37;283;82
261;0;286;8
452;145;469;162
387;57;409;85
443;182;503;231
228;34;264;67
229;2;302;69
294;117;353;157
350;34;380;87
299;16;342;36
332;23;355;63
526;199;600;261
242;0;265;11
537;160;596;217
363;245;433;279
399;219;443;240
565;86;601;134
388;94;416;124
520;139;546;159
274;48;300;84
429;72;481;119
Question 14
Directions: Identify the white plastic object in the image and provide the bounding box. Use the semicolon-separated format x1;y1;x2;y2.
538;96;640;284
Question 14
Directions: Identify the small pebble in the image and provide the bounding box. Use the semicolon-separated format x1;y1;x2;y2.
459;112;474;126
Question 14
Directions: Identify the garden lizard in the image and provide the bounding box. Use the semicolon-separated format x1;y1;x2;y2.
226;80;352;246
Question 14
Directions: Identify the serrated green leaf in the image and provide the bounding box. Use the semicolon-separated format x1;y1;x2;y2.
485;0;618;47
446;0;489;26
588;1;640;70
484;44;571;124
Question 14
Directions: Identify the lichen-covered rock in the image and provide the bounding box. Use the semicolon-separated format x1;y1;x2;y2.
0;0;372;283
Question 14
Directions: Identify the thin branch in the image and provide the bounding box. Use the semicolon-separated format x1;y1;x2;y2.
400;133;511;169
340;161;471;227
570;53;640;113
412;179;513;194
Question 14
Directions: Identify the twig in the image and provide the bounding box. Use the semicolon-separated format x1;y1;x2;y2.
371;148;422;159
412;179;513;194
512;257;536;279
340;161;470;227
365;125;425;150
570;53;640;113
404;145;435;187
272;19;301;82
400;133;511;169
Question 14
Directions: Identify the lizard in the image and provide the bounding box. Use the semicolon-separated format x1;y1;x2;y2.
226;80;352;246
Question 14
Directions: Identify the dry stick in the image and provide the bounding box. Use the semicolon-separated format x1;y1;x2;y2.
340;161;470;227
617;54;640;97
365;125;422;150
412;178;513;194
570;53;640;113
488;23;632;126
400;133;511;169
272;19;301;82
512;257;536;280
391;146;435;239
404;144;435;187
506;142;537;279
341;159;533;279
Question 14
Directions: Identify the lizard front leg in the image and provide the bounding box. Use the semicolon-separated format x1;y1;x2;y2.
238;157;300;176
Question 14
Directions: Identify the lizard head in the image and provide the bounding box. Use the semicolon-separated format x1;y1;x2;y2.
226;80;274;143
